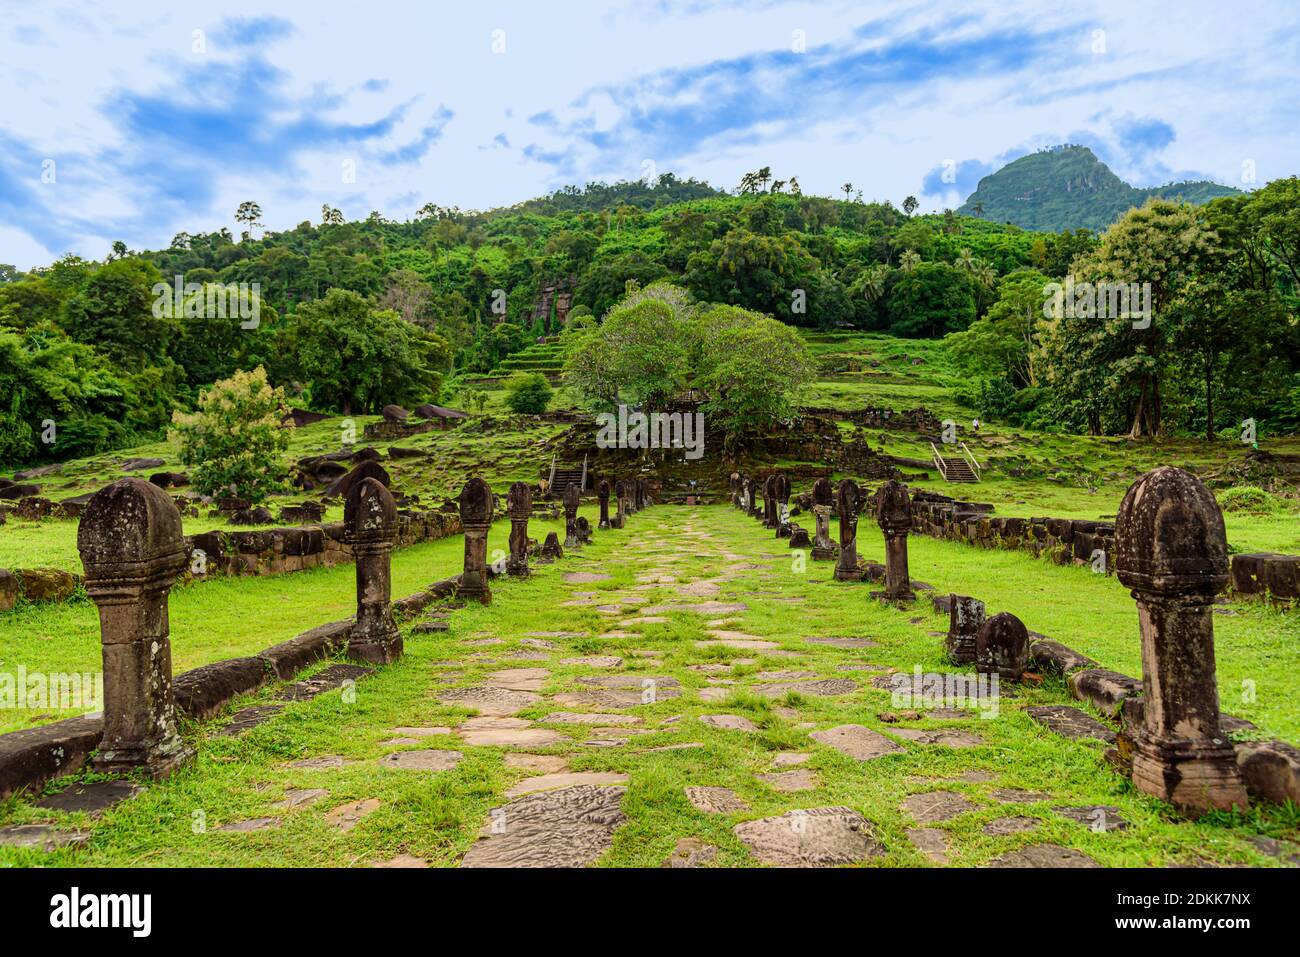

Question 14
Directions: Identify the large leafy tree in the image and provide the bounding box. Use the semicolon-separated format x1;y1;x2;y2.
287;288;450;414
61;257;176;366
886;261;976;337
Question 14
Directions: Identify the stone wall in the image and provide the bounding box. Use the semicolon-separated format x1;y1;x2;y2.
909;490;1117;573
1228;553;1300;604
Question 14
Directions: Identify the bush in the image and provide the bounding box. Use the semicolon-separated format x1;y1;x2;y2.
1217;486;1286;514
505;372;553;414
169;366;290;501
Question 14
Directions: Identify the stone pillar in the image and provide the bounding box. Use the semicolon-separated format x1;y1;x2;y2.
597;480;611;530
834;479;860;581
762;475;776;528
975;611;1028;680
563;482;581;548
613;480;627;528
812;477;835;561
773;474;791;538
507;481;532;577
344;477;402;664
730;472;740;508
637;478;648;510
745;477;759;518
538;532;563;563
946;594;985;664
458;477;493;604
77;478;192;778
874;480;915;602
1115;466;1248;815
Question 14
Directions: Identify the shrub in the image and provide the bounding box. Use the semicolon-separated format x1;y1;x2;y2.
1217;486;1285;514
505;372;553;414
169;366;290;501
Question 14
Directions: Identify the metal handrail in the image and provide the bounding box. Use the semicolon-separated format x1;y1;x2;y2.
959;442;982;480
929;442;949;481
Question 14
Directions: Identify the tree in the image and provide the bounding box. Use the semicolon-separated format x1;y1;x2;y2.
505;372;553;414
321;204;345;226
169;366;289;501
288;288;449;414
61;257;175;366
694;306;815;440
902;195;919;216
947;269;1050;388
842;183;854;201
887;261;976;337
235;201;264;240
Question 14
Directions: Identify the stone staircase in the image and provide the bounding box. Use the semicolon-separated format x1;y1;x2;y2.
931;444;980;483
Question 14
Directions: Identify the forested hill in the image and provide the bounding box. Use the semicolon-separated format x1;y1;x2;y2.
958;145;1242;231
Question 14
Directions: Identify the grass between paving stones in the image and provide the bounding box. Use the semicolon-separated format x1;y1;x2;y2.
1;504;1296;868
0;515;569;735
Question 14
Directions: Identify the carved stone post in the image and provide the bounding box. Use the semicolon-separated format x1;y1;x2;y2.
458;477;493;604
745;477;759;518
507;481;532;577
946;594;986;664
730;472;740;508
762;475;776;528
1115;466;1248;815
344;477;402;664
834;479;860;581
563;482;581;548
811;477;835;561
975;611;1028;680
78;478;192;778
612;479;627;528
773;474;791;538
874;480;915;602
597;480;611;530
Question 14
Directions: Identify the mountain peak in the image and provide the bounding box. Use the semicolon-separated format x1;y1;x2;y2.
957;145;1240;232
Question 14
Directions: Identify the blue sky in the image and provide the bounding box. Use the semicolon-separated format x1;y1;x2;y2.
1;0;1297;269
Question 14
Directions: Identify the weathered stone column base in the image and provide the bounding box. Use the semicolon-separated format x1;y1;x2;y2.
459;582;491;605
833;566;862;582
871;589;916;605
347;627;403;665
811;546;836;561
93;736;192;780
1132;737;1249;815
506;560;530;578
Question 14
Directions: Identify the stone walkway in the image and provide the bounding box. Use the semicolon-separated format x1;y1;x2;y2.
2;505;1295;868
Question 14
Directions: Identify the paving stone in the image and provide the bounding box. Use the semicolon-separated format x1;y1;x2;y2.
0;823;90;851
502;650;550;661
325;798;381;832
461;785;627;868
887;728;984;748
381;736;422;746
215;817;280;833
983;816;1039;836
217;704;284;736
901;791;978;824
695;639;778;650
559;656;623;668
372;853;429;868
378;749;464;771
772;752;812;768
33;780;143;815
662;837;717;868
1053;805;1129;832
699;714;758;731
906;827;950;864
437;685;542;716
990;788;1052;804
287;755;353;770
278;664;372;702
733;807;884;867
685;786;750;814
1026;705;1117;743
806;637;879;648
553;690;653;709
751;678;857;698
275;788;329;810
810;724;905;760
987;844;1099;868
485;668;551;692
1246;836;1300;865
543;711;643;726
756;670;820;680
563;572;613;583
757;768;818;792
460;726;567;747
505;753;569;773
523;635;568;644
506;771;630;798
643;601;749;616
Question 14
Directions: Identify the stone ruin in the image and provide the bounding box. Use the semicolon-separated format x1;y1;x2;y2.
975;611;1029;681
945;595;986;665
597;480;611;530
458;478;494;605
343;477;402;665
811;477;835;562
77;478;193;779
507;481;533;578
563;483;582;549
872;480;914;603
1114;466;1249;815
772;474;791;539
834;479;861;582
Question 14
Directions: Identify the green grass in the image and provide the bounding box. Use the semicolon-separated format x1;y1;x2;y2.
1;504;1294;868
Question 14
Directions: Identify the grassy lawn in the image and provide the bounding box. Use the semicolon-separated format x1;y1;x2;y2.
1;504;1294;868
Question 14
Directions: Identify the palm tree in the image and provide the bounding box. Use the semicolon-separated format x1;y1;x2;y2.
972;200;985;218
955;248;977;275
860;264;890;302
788;176;801;195
902;195;918;216
757;166;772;191
842;182;854;200
900;250;922;271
